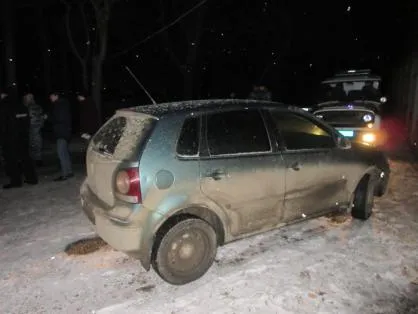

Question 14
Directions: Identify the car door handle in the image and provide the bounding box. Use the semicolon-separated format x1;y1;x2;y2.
205;169;226;180
289;162;301;171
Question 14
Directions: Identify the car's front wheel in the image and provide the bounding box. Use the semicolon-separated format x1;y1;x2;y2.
152;218;217;285
351;175;375;220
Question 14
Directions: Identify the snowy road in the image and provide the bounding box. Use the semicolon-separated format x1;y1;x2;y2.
0;148;417;314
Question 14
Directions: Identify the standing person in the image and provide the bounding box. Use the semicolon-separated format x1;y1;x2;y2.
77;91;100;141
248;85;272;101
50;91;73;181
258;85;272;101
0;87;38;189
23;92;45;167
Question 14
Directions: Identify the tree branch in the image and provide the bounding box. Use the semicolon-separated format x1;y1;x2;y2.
91;0;111;61
61;0;84;64
158;0;184;73
79;2;91;61
110;0;209;59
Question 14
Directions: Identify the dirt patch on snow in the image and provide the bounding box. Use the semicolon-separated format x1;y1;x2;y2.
65;237;109;255
326;212;350;225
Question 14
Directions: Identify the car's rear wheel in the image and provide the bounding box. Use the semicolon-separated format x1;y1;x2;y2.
351;175;375;220
152;218;217;285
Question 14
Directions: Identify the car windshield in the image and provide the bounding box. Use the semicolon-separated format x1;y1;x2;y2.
318;80;382;102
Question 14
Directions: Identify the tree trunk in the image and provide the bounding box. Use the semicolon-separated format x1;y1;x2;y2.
60;25;70;93
92;57;103;124
81;62;89;92
183;70;194;99
62;0;91;93
182;3;207;99
1;0;17;89
37;8;51;96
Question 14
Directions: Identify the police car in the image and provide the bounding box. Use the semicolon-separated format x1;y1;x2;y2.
311;69;387;146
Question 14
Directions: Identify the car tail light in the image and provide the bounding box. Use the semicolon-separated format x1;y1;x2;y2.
362;132;376;144
115;168;142;203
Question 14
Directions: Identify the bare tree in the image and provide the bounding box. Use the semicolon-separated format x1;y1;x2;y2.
36;8;52;96
61;0;116;123
159;0;209;99
90;0;116;122
61;0;91;92
1;0;17;89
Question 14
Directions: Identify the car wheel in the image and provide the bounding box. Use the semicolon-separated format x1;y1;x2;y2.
351;176;375;220
152;218;217;285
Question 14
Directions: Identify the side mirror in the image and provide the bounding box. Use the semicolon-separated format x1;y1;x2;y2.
337;136;351;149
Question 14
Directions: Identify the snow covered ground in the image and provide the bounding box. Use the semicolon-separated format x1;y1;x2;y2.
1;146;418;314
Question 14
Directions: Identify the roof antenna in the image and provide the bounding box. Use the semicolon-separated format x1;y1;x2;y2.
124;65;157;105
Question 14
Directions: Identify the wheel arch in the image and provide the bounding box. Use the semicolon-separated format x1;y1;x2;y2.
138;205;227;271
349;166;379;194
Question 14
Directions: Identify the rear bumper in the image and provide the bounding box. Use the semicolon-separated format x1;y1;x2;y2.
336;128;383;146
80;180;157;264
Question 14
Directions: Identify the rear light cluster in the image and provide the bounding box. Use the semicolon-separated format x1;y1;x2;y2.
115;168;142;204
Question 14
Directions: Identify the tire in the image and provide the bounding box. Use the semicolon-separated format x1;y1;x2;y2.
152;218;217;285
351;176;375;220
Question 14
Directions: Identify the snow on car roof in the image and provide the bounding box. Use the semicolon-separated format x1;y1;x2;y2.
118;99;286;117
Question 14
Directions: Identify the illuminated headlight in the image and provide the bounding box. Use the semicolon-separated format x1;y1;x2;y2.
380;171;385;178
380;96;387;103
302;107;310;111
363;114;373;122
316;114;323;119
362;133;376;143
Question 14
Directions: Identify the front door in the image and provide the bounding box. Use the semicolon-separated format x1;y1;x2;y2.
268;110;348;220
199;109;286;236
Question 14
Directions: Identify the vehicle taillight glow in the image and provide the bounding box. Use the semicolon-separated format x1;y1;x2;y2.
115;168;141;203
362;132;376;144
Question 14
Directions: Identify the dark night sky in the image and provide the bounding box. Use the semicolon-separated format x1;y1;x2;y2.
6;0;412;112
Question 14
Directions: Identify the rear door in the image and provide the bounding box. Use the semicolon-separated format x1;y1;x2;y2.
268;110;348;219
86;112;155;209
199;109;286;236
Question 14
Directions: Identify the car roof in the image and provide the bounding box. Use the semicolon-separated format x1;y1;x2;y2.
119;99;289;118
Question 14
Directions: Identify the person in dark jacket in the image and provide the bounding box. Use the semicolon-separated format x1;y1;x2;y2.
248;85;272;101
0;87;38;189
23;92;45;166
50;91;73;181
77;91;100;141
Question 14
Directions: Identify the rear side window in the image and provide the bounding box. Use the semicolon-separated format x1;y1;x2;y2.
206;110;271;155
270;111;335;150
92;114;155;160
92;117;126;155
177;117;199;156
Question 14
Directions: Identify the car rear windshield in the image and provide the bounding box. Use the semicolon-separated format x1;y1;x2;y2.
315;110;375;128
92;114;155;160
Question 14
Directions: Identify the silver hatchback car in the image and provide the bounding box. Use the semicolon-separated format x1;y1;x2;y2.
80;99;390;285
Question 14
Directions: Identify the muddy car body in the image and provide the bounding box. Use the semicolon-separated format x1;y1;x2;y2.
80;99;390;285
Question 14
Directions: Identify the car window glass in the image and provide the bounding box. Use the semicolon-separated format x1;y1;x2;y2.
177;117;199;156
207;110;271;155
270;111;335;150
92;117;126;155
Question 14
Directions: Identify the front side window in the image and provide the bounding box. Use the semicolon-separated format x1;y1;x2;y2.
177;117;199;156
206;109;271;156
270;111;335;150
